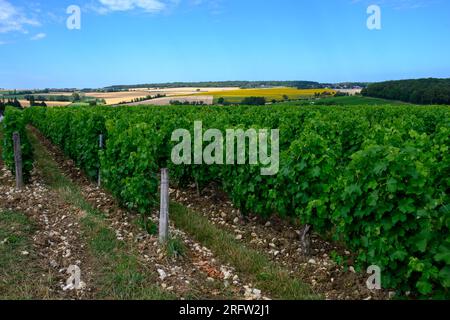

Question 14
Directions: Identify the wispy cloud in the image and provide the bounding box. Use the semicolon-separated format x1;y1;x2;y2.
0;0;40;33
96;0;167;13
88;0;223;15
31;32;46;41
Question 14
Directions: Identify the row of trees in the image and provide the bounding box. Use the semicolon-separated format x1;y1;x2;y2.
0;98;49;117
132;94;166;103
2;88;81;94
0;99;23;115
217;97;267;106
240;97;267;105
28;96;47;107
117;94;167;105
106;81;321;90
361;78;450;104
169;100;206;106
24;94;72;102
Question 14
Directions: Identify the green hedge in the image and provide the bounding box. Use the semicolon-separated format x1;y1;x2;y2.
2;107;33;181
25;104;450;298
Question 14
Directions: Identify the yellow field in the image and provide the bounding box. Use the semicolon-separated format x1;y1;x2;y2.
191;87;336;102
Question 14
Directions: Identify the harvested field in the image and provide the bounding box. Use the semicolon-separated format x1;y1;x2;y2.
85;91;151;105
86;88;239;105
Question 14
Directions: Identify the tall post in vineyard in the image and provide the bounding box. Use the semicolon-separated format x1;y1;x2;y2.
12;132;24;190
97;134;104;188
159;168;169;244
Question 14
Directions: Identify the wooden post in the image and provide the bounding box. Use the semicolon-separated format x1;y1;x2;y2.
159;168;169;244
300;224;311;256
97;134;103;188
12;132;24;190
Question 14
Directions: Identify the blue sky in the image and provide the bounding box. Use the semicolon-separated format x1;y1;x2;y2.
0;0;449;89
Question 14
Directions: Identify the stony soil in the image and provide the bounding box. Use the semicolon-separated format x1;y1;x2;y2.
0;164;94;299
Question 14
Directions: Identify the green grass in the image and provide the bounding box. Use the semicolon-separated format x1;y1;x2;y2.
81;214;174;300
212;93;409;105
166;236;187;259
0;210;54;299
67;102;93;107
305;95;408;106
170;202;319;300
27;128;175;300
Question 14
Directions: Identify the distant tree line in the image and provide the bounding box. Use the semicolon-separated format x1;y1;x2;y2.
170;100;206;106
28;95;47;107
0;98;23;116
333;91;350;97
1;88;75;96
105;81;369;91
241;97;267;105
216;97;267;106
117;94;167;105
24;94;72;102
106;81;321;90
361;78;450;104
133;94;166;102
2;89;49;95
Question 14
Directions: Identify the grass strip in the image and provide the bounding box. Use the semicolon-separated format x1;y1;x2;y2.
170;202;320;300
0;210;55;299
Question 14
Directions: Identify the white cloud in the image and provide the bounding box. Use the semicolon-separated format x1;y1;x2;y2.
0;0;40;33
88;0;223;15
31;33;46;41
98;0;166;13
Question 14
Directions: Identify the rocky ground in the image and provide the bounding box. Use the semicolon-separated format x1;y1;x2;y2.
172;185;389;300
0;164;94;299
